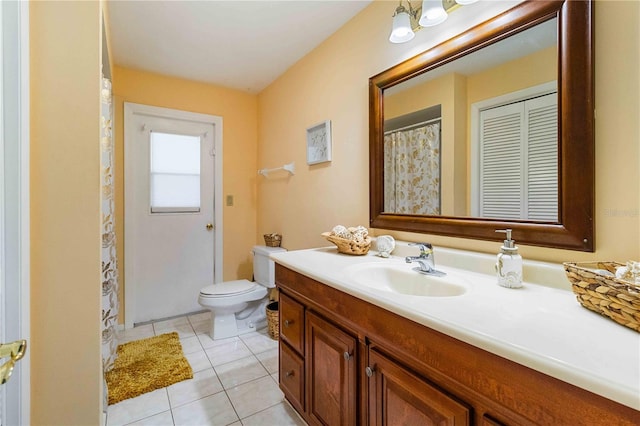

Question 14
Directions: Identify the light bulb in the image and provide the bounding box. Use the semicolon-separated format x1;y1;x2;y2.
419;0;448;27
389;7;415;43
456;0;479;5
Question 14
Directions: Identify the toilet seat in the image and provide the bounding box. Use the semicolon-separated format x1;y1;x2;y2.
199;280;258;298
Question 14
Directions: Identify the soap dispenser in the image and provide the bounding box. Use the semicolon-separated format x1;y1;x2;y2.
495;229;523;288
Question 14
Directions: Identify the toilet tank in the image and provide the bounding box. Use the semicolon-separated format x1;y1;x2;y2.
253;245;287;288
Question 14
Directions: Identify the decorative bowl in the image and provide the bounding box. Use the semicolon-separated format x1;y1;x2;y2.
321;232;371;256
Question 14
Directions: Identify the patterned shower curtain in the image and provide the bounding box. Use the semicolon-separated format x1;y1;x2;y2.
101;76;119;372
384;122;441;215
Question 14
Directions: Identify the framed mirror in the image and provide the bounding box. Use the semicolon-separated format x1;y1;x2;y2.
369;0;594;251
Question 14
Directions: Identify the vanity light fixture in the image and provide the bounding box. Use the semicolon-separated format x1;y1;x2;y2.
388;0;478;44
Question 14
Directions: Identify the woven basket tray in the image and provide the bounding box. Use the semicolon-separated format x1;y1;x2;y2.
263;233;282;247
321;232;371;255
563;261;640;332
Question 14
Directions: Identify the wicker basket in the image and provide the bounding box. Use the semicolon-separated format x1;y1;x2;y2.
321;232;371;256
266;301;279;340
264;233;282;247
563;261;640;332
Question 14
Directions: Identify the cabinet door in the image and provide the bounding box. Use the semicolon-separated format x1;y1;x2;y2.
367;348;470;426
306;312;357;426
280;292;305;354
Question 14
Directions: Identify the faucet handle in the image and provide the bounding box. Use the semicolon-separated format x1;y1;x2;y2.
409;242;433;256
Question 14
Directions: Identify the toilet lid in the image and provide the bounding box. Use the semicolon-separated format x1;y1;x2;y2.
200;280;258;297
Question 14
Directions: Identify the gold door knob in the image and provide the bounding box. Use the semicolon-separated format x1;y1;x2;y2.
0;339;27;385
206;223;214;231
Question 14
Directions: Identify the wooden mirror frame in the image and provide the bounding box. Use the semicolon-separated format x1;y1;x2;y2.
369;0;594;251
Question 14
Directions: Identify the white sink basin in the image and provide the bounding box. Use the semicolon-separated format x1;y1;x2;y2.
344;262;469;297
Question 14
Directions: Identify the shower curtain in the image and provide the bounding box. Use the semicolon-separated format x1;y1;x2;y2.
101;75;119;373
384;122;441;215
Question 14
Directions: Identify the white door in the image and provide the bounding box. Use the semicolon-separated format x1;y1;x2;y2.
125;104;223;326
477;93;557;221
0;1;30;424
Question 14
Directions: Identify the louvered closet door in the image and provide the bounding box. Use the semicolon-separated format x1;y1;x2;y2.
524;93;558;221
479;103;525;219
479;93;557;221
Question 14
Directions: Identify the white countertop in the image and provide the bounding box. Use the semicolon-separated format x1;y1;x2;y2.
271;243;640;411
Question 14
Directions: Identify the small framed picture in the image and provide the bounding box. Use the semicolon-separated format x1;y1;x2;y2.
306;120;332;165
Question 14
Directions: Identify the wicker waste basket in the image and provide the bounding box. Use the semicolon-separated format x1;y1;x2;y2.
266;301;279;340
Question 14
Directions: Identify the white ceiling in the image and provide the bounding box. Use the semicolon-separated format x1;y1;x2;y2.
107;0;373;94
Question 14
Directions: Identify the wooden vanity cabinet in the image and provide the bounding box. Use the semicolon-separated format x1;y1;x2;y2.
277;266;470;426
276;264;640;426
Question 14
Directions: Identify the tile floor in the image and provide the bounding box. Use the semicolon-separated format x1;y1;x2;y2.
106;312;307;426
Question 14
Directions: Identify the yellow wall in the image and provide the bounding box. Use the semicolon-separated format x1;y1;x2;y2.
258;0;640;262
466;45;557;108
112;67;259;318
30;1;103;424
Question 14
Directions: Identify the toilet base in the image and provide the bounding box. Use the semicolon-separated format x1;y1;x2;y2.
208;298;268;340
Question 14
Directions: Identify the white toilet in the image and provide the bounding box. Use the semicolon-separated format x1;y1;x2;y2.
198;245;286;340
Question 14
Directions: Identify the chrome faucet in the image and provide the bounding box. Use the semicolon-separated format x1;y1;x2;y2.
405;243;445;276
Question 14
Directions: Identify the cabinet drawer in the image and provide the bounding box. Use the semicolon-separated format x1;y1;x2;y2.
280;292;304;354
279;341;305;414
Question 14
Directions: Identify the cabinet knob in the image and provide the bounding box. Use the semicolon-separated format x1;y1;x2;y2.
343;352;352;361
284;319;293;327
365;366;375;377
285;370;294;378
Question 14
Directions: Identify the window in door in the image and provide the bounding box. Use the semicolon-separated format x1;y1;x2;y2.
473;92;558;221
149;131;201;213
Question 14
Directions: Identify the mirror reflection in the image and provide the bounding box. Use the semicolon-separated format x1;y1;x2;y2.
382;18;558;221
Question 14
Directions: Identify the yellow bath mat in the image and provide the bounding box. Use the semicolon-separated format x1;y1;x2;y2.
105;332;193;405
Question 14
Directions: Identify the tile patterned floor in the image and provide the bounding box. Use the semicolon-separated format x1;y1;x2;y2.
106;312;307;426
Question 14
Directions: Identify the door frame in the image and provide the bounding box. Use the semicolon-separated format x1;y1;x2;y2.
0;0;30;424
124;103;223;329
